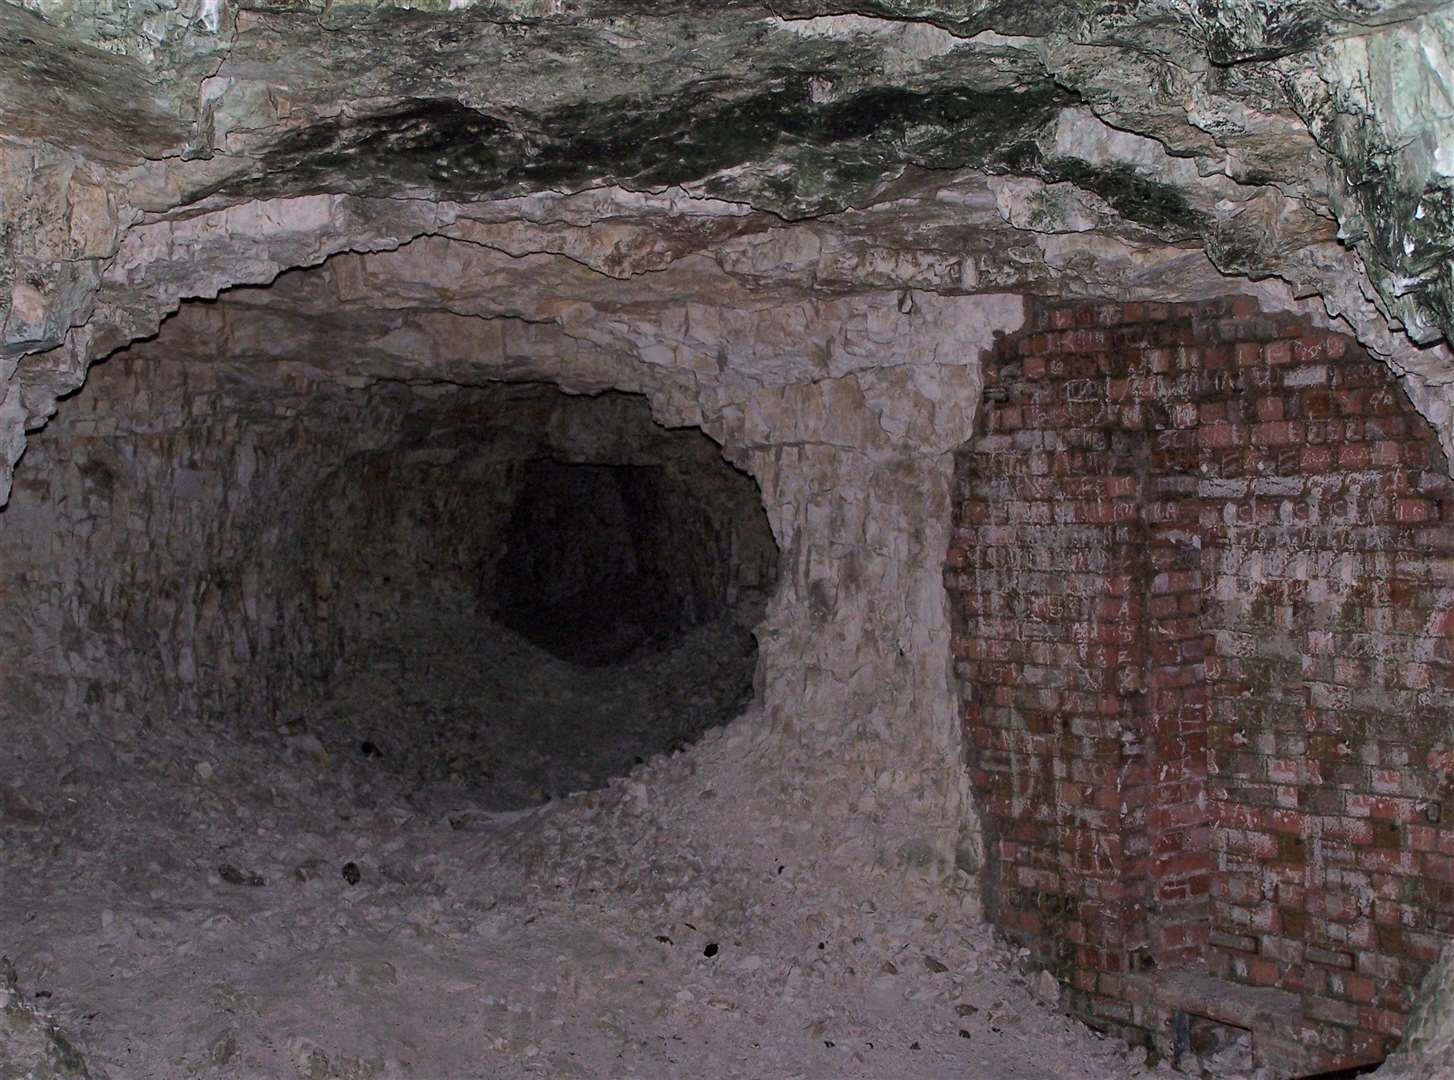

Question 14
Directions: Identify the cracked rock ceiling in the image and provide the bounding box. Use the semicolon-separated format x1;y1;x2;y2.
3;0;1454;504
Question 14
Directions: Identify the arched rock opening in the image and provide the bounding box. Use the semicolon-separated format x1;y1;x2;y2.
489;422;772;668
0;304;778;813
1;243;1017;869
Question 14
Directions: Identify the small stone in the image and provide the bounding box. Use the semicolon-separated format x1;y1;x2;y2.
880;961;898;975
703;943;719;958
341;861;362;885
218;864;265;887
195;761;214;780
922;955;949;973
955;1003;979;1017
209;1027;239;1065
958;1029;971;1040
288;733;326;760
1035;970;1060;1004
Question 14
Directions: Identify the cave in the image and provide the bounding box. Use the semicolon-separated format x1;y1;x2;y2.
4;2;1454;1078
3;303;777;817
491;443;769;670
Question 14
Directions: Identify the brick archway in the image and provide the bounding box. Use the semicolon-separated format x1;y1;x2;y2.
947;297;1454;1074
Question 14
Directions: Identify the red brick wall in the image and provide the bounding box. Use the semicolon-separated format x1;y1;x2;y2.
947;297;1454;1067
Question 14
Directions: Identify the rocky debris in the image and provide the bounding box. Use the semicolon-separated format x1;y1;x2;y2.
0;957;94;1078
297;603;760;815
217;864;267;888
1036;970;1061;1006
0;682;1180;1078
287;1038;396;1080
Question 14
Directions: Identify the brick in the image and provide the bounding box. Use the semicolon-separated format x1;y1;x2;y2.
1395;498;1434;524
1265;341;1293;365
1231;954;1281;986
1347;1030;1389;1066
1255;396;1285;422
1292;1021;1349;1058
1358;1008;1406;1037
1209;929;1258;953
1305;995;1360;1026
1329;972;1378;1004
1285;364;1328;388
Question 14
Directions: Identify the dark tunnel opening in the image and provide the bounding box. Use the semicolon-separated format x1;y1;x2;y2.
294;387;782;811
494;458;742;666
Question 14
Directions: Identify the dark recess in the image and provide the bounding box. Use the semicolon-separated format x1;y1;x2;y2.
493;459;728;666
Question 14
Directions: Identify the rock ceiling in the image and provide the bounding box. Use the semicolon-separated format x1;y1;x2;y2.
3;0;1454;501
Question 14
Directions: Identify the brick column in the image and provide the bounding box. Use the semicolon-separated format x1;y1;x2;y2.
948;297;1454;1070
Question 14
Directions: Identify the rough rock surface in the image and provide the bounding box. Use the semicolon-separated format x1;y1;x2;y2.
5;2;1454;503
1380;945;1454;1077
0;960;92;1079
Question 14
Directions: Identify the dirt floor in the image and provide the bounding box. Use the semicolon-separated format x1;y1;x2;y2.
2;607;1204;1079
301;604;762;813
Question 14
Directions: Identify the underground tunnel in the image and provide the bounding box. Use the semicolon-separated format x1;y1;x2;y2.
276;380;780;811
5;2;1454;1078
2;301;778;816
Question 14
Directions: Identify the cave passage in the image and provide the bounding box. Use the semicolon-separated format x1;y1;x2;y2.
493;458;738;666
297;387;782;810
0;323;780;813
